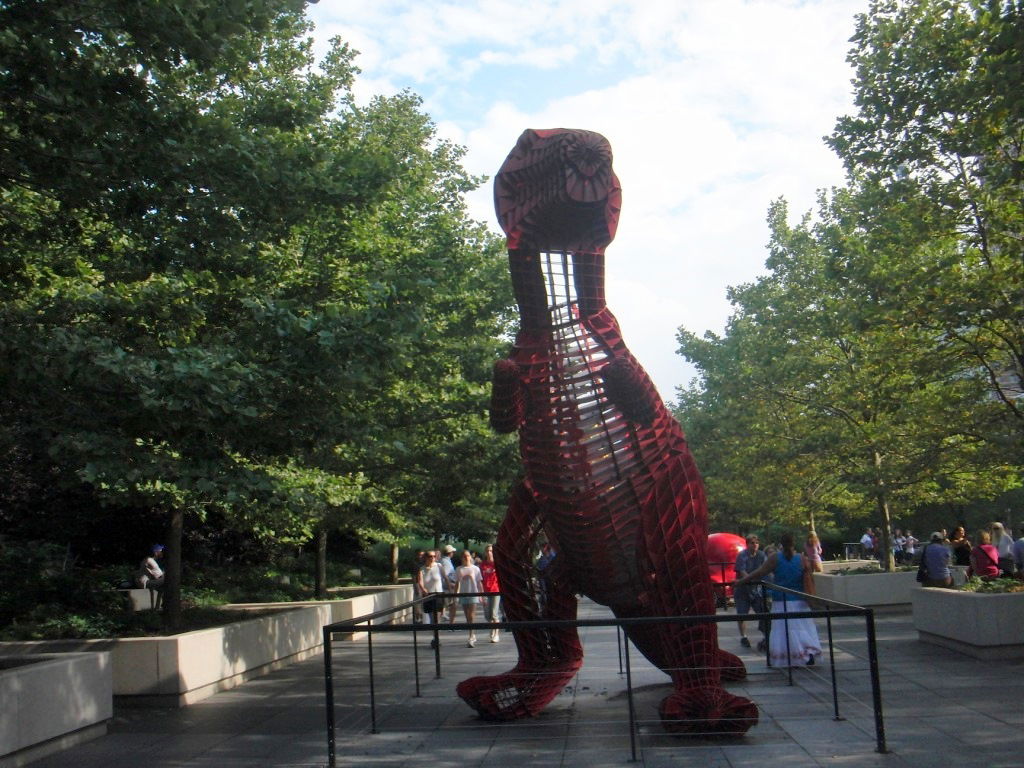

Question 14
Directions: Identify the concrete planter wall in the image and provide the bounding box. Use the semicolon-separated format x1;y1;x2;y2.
231;583;414;642
0;653;112;767
911;588;1024;660
0;585;413;707
812;570;920;606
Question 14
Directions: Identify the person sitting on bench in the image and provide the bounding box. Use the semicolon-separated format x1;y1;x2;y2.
136;544;166;608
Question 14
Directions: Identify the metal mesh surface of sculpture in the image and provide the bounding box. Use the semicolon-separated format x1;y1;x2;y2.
455;128;758;735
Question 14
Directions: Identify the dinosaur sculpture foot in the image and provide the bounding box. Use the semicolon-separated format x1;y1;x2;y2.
717;648;747;682
659;687;758;736
456;660;583;721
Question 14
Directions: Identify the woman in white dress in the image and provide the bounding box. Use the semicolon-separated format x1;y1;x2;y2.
735;532;821;667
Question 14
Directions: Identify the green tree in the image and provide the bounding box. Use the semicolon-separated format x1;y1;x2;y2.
677;0;1024;568
0;2;514;624
678;194;1017;569
829;0;1024;439
674;336;860;536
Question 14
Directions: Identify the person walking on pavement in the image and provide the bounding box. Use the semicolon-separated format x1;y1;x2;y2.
417;552;445;626
439;544;458;623
454;550;484;647
734;535;767;651
479;544;502;642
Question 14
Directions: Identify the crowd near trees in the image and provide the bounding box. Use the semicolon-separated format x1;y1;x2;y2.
0;0;517;627
675;0;1023;568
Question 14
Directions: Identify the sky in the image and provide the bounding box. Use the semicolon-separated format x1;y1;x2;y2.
306;0;868;400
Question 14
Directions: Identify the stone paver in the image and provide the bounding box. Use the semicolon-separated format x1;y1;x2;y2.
26;599;1023;767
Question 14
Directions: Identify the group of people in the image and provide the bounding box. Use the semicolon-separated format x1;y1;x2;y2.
859;527;919;564
414;544;501;646
919;522;1024;587
418;521;1022;664
732;532;822;668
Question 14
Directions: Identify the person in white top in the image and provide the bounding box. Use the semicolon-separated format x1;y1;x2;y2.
134;544;166;610
440;544;458;623
417;551;446;625
136;544;165;588
859;529;874;559
454;550;484;647
903;530;918;560
989;522;1015;577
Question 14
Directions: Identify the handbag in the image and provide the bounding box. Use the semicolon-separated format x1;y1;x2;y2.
916;545;928;582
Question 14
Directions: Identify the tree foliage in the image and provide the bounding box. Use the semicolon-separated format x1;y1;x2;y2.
829;0;1024;433
0;1;516;620
675;0;1023;566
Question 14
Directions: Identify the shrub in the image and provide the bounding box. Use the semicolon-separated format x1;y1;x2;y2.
0;540;124;626
829;565;916;575
0;539;375;640
957;577;1024;594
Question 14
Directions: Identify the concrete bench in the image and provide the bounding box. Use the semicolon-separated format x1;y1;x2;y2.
115;588;161;612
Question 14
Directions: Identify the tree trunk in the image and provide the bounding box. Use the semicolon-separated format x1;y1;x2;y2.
163;507;184;632
314;528;328;599
389;542;399;584
873;450;895;572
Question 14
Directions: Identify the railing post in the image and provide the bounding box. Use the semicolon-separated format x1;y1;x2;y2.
413;620;421;698
623;629;638;763
783;592;793;685
763;589;771;664
324;627;336;768
865;610;888;753
432;602;442;679
720;562;728;608
367;622;378;734
825;605;841;720
616;624;624;675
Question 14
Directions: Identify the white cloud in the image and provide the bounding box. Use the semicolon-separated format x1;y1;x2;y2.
307;0;866;397
477;44;579;70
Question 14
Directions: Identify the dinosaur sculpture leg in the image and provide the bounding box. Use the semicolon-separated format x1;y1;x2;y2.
623;454;758;735
456;483;583;720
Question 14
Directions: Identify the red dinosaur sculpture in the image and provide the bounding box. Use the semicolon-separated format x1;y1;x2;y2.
456;128;757;735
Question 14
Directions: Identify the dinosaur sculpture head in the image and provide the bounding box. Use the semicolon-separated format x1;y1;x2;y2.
494;128;621;253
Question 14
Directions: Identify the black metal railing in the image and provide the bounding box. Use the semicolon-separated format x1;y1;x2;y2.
322;585;886;767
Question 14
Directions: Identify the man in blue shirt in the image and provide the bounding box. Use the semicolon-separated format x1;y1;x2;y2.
535;542;555;610
1012;525;1024;578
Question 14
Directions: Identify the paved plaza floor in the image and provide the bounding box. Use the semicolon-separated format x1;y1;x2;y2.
33;600;1022;767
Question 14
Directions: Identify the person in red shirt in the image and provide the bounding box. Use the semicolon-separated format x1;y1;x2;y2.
479;544;502;643
969;530;1001;581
